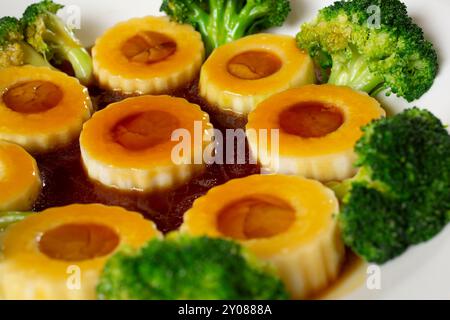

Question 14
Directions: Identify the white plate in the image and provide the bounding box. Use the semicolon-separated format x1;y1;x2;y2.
4;0;450;300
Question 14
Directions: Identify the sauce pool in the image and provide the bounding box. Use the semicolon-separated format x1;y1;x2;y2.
33;80;260;233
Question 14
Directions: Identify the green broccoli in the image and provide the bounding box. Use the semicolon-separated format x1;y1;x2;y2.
296;0;438;102
330;108;450;264
0;211;34;233
160;0;291;54
97;235;289;300
0;16;52;68
22;0;93;85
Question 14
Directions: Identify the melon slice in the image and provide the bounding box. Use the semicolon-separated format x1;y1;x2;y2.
182;174;345;299
0;204;161;300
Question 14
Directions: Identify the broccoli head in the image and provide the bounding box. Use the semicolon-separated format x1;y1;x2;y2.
296;0;438;101
22;0;93;84
340;183;408;264
332;108;450;263
0;16;51;68
160;0;291;54
97;235;289;300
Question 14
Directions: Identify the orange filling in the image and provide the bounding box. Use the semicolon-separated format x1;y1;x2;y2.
227;51;282;80
217;195;295;240
3;81;63;114
112;110;180;150
121;31;177;64
279;102;344;138
39;223;120;261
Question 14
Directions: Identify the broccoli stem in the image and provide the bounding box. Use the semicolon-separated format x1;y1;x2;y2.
62;46;93;85
326;167;388;202
0;211;33;232
186;3;214;54
326;180;353;202
222;0;239;43
227;3;269;43
208;0;226;51
202;1;274;53
326;167;369;201
21;41;53;68
326;168;366;202
328;51;384;94
43;13;93;85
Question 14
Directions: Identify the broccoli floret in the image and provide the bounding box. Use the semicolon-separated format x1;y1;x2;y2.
0;16;52;68
296;0;438;101
22;0;93;85
0;211;34;233
97;235;289;300
340;183;408;264
331;108;450;263
160;0;291;54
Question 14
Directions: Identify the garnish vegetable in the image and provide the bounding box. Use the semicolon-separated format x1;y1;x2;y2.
296;0;438;101
330;108;450;263
160;0;291;54
97;235;289;299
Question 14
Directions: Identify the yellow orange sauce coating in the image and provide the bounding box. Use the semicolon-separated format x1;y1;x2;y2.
0;204;161;300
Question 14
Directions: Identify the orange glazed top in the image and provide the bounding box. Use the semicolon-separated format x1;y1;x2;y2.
200;33;314;96
0;141;41;208
0;66;92;136
247;84;386;157
93;16;204;79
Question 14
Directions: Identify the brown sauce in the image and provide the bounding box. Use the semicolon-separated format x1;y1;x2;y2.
33;80;260;233
314;251;367;300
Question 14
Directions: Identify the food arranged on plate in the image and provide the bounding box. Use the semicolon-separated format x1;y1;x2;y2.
0;65;92;153
97;235;289;300
0;141;41;211
92;16;205;94
79;95;212;192
199;33;315;119
182;174;345;299
0;0;448;300
0;204;161;299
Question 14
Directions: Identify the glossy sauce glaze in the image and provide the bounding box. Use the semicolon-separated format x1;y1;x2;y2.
33;80;260;233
